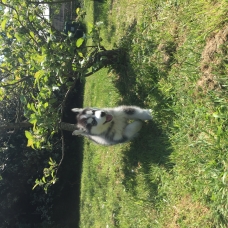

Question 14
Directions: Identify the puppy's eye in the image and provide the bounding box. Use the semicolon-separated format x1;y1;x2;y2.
101;112;106;117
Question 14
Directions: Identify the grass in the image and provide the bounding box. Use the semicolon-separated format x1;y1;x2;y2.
80;0;228;227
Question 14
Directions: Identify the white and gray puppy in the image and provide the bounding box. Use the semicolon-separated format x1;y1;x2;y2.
72;106;152;145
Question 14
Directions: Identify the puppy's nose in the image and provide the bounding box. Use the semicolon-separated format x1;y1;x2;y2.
100;112;106;117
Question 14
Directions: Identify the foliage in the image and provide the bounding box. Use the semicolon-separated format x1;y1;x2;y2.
0;0;120;151
0;0;125;196
0;0;79;195
0;80;83;226
32;157;58;193
0;0;125;226
0;130;59;227
1;0;76;148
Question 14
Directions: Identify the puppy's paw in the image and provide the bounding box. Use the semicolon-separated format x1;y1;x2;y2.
72;129;85;136
144;109;152;120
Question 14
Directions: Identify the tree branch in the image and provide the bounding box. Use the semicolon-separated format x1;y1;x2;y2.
27;0;74;5
0;122;33;133
0;76;33;88
58;122;77;132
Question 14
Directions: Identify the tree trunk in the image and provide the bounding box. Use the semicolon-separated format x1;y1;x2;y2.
0;122;77;133
58;122;77;132
0;122;33;133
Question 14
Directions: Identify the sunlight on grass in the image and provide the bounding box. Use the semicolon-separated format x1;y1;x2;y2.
83;69;120;107
80;0;228;227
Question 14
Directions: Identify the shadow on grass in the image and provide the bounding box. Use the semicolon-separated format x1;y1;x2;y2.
51;80;84;228
122;123;173;197
109;21;175;197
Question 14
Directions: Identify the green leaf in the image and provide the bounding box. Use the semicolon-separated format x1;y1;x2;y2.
29;15;33;21
0;88;4;101
77;51;84;58
18;58;23;63
20;95;27;104
1;19;7;30
34;70;45;80
43;102;48;109
25;130;33;140
30;103;37;113
30;60;39;70
42;176;46;183
76;37;84;48
15;32;23;41
48;161;53;166
35;141;41;149
2;0;7;4
27;139;35;149
29;113;37;131
30;31;35;39
76;7;80;14
6;32;12;38
35;54;46;63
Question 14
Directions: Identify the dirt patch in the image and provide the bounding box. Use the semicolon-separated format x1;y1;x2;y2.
197;26;228;91
156;41;177;71
165;195;212;227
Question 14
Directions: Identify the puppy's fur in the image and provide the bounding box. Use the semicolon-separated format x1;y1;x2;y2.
72;106;152;145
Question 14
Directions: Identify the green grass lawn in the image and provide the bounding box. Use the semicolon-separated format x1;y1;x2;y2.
80;0;228;227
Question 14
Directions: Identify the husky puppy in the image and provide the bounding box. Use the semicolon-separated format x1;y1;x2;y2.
71;106;152;145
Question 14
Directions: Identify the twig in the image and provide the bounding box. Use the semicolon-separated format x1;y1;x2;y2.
60;77;79;115
56;129;65;175
57;77;79;170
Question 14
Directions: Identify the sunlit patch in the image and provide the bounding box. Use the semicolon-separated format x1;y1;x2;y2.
95;110;103;119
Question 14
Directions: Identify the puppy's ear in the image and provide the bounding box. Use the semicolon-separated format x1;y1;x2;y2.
71;108;83;114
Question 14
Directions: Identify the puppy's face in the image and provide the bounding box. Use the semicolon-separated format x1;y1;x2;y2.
72;108;113;135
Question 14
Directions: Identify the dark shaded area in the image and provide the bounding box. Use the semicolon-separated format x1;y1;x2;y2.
121;123;173;199
0;81;84;228
0;133;53;228
51;80;84;228
64;21;85;39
